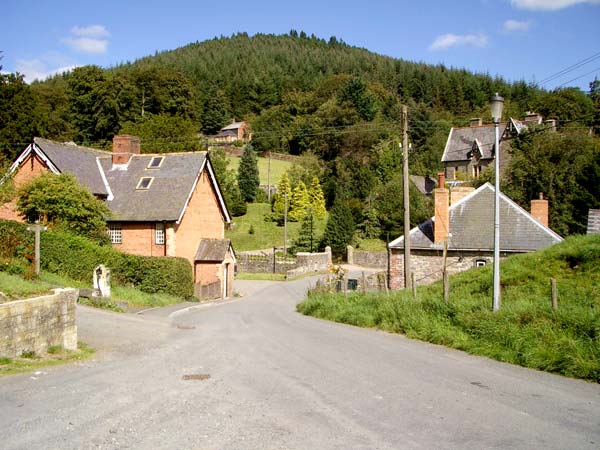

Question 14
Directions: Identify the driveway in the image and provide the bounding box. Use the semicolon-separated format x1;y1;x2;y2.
1;276;599;450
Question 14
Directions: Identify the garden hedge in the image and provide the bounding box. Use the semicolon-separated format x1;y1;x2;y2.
0;220;194;299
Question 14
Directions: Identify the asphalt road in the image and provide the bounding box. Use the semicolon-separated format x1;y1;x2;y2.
1;277;599;450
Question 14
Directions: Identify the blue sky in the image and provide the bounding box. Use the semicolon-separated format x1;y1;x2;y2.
3;0;600;91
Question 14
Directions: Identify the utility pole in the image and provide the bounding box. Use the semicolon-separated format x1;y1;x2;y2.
402;105;412;291
283;192;288;257
267;151;272;202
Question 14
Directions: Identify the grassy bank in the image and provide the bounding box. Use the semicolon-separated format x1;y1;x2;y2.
298;234;600;381
0;342;94;376
227;156;292;185
226;203;328;251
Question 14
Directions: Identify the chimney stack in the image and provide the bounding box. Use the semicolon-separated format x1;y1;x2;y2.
434;172;449;243
469;118;483;127
524;112;542;124
112;135;141;165
531;193;549;227
545;119;557;132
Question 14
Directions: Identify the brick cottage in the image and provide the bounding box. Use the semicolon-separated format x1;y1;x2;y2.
1;135;235;299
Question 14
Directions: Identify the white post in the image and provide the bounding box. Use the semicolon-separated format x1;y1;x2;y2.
493;119;501;312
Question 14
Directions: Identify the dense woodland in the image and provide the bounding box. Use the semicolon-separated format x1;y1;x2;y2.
1;33;599;244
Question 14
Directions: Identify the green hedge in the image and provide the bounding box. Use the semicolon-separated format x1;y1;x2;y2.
0;220;194;299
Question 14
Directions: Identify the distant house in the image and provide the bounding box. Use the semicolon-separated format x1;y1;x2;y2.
388;174;562;289
588;209;600;234
213;121;252;144
442;113;555;181
1;135;235;300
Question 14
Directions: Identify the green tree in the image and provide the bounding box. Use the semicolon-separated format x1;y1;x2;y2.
291;210;317;253
273;172;292;220
238;143;260;202
120;113;202;153
209;148;246;216
17;173;111;242
67;65;107;143
320;198;355;256
308;176;326;218
289;181;309;222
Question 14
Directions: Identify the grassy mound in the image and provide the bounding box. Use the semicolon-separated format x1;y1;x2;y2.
298;234;600;381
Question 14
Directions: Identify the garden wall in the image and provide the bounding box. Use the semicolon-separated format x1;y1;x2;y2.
0;288;78;358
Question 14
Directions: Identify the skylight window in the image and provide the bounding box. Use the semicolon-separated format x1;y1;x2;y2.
147;156;164;169
136;177;154;190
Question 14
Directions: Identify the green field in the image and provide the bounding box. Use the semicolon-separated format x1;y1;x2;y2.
298;234;600;381
226;203;328;252
226;156;292;185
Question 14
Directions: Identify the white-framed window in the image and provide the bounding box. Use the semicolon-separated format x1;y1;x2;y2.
147;156;164;169
472;165;481;178
107;223;122;244
475;259;486;267
136;177;154;190
155;222;165;245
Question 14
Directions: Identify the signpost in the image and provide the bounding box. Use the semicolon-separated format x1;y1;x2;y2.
26;220;47;275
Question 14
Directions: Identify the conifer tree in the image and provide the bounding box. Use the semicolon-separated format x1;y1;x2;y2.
238;143;260;203
273;173;292;220
289;181;309;222
320;198;355;256
308;176;327;219
291;209;316;253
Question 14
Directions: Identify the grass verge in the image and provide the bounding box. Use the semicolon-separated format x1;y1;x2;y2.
227;156;292;185
298;234;600;382
0;342;95;376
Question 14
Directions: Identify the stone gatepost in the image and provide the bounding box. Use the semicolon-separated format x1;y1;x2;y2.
346;245;354;264
325;246;332;265
93;265;111;298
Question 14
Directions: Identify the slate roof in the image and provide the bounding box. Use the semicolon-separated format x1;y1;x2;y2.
442;124;507;163
588;209;600;234
389;183;563;252
410;175;437;195
33;138;110;197
100;153;208;221
220;122;244;131
195;239;231;262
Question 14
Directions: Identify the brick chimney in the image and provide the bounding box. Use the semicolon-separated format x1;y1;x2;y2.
545;119;557;132
469;118;483;127
434;172;449;243
112;135;141;165
531;193;549;227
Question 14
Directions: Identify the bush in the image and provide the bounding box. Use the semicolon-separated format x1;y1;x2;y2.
0;220;194;299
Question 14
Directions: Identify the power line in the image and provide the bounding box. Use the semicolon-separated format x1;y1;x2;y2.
537;50;600;86
555;67;600;89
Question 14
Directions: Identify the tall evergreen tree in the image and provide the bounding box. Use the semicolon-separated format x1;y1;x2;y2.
320;198;355;256
273;172;292;220
289;181;309;222
238;143;260;202
291;210;316;253
308;176;327;218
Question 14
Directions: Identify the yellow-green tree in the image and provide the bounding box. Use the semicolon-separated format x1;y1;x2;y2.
308;176;326;219
273;173;292;219
289;181;309;222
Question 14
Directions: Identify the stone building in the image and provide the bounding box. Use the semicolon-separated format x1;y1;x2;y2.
1;135;235;300
388;174;562;289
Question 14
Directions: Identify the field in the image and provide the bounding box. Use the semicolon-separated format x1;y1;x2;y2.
298;234;600;381
226;156;293;185
225;203;328;252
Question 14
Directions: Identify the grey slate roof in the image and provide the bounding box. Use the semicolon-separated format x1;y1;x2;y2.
442;124;508;163
410;175;437;195
100;152;207;221
34;138;110;196
195;239;231;262
588;209;600;234
389;183;563;252
221;122;244;131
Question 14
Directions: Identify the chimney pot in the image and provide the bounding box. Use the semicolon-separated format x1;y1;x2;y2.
437;172;445;189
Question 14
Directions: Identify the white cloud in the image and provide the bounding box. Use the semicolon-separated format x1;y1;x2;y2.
62;24;110;54
503;19;531;32
70;25;110;38
510;0;600;11
62;37;108;54
15;59;77;83
429;33;488;51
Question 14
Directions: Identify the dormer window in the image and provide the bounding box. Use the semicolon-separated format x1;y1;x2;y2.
147;156;164;169
137;177;154;190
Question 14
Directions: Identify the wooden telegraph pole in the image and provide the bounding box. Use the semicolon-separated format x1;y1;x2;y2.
402;105;412;291
26;220;47;275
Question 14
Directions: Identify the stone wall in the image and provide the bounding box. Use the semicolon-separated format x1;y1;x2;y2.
237;248;331;275
390;249;493;289
352;250;387;269
0;288;78;358
285;251;332;277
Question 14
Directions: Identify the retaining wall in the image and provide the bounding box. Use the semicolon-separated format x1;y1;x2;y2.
0;288;78;358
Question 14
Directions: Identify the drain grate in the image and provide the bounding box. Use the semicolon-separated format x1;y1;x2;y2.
182;374;210;381
176;325;196;330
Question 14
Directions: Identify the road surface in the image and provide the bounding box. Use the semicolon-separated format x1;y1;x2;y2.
1;277;599;449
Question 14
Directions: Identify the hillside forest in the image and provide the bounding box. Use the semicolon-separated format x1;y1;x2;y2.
1;32;599;246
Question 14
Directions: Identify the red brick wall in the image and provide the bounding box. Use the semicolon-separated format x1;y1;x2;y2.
174;170;225;265
113;222;167;257
0;153;49;222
